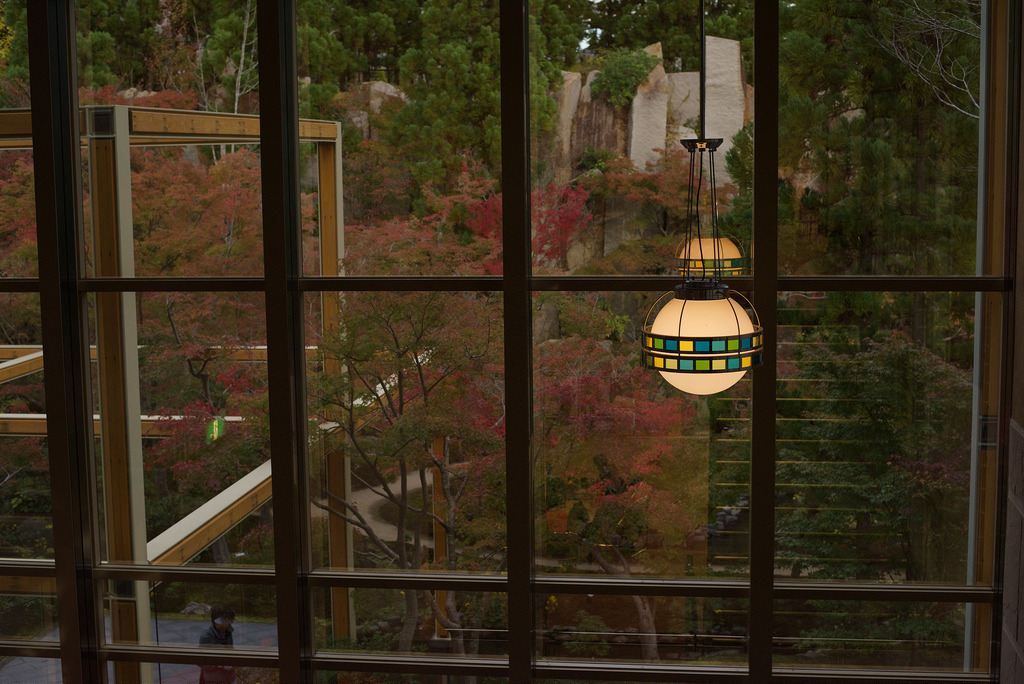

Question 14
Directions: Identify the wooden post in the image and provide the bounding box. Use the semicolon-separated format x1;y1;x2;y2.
318;130;355;641
89;106;151;684
432;436;449;639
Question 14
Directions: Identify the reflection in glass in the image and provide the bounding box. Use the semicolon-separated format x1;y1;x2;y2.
534;292;750;579
104;581;276;650
313;587;507;658
0;657;61;684
306;291;506;574
773;600;981;672
107;661;279;684
775;291;990;583
537;593;748;665
0;578;57;640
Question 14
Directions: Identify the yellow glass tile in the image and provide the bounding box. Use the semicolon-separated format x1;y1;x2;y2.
680;341;694;352
712;359;726;370
654;357;664;368
742;356;751;367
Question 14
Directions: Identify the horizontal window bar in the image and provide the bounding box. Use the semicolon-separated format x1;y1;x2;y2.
72;275;1011;294
299;276;503;291
93;563;275;584
773;582;997;603
770;668;993;683
311;653;508;676
535;660;748;682
531;275;1009;292
307;570;507;591
535;576;749;598
80;277;265;292
0;640;61;658
98;645;277;667
0;278;40;293
0;560;55;576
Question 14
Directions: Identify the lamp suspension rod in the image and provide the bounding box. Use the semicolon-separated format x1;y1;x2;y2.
699;0;706;137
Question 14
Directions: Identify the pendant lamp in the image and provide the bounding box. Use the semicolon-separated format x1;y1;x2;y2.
641;0;762;395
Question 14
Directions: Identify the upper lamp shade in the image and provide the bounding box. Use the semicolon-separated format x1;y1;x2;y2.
678;237;747;277
642;284;763;395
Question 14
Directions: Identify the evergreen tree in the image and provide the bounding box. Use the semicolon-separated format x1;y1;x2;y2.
588;0;752;75
390;0;503;184
776;0;980;275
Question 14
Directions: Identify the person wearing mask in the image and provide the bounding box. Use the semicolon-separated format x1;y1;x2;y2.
198;604;236;684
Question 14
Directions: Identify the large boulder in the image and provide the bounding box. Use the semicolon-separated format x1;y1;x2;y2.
569;71;627;173
552;71;583;185
627;43;670;170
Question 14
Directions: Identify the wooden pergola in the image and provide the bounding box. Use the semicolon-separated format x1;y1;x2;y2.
0;105;351;678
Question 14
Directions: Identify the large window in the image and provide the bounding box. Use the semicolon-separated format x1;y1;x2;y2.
0;0;1014;682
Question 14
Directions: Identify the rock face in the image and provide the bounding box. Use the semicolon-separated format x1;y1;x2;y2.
627;43;670;170
701;36;748;182
553;71;583;185
667;72;700;144
552;38;750;185
345;80;409;139
569;71;628;174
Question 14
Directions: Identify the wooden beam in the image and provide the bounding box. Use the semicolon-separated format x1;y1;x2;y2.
128;108;338;144
0;110;34;140
0;352;44;382
148;461;272;565
0;346;44;360
0;413;244;437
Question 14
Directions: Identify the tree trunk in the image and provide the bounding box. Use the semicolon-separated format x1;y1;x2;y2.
397;587;419;652
631;594;659;662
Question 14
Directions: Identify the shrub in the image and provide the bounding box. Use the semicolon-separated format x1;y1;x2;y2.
591;49;662;109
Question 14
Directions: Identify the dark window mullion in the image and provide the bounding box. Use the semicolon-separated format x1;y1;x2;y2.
28;1;104;682
750;0;780;679
257;0;312;682
500;0;534;680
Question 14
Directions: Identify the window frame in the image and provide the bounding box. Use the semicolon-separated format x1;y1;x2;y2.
3;0;1014;682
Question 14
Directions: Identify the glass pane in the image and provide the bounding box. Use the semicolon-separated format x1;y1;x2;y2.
315;674;506;684
529;3;753;277
0;148;36;279
75;1;263;278
107;661;279;684
306;291;506;574
89;291;271;568
0;657;61;684
533;292;751;579
105;580;276;650
0;577;57;640
0;0;36;279
313;587;507;658
74;0;258;111
0;296;52;560
537;593;748;665
773;599;985;672
777;2;986;275
775;291;998;583
296;0;504;276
